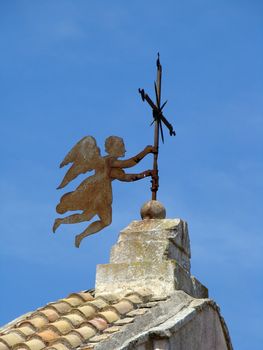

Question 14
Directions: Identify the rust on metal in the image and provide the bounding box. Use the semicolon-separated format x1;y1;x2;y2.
53;136;156;247
139;53;176;200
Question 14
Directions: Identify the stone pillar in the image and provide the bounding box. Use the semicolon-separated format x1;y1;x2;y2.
95;218;208;299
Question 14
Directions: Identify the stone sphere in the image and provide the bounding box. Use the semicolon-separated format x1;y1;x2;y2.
140;200;166;220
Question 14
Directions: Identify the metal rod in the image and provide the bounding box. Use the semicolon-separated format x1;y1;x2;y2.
151;55;162;200
152;119;159;200
138;54;175;200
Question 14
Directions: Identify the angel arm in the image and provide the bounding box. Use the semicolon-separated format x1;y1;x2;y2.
111;145;156;169
110;168;153;182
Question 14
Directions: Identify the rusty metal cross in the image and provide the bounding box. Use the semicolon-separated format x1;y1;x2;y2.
138;53;176;200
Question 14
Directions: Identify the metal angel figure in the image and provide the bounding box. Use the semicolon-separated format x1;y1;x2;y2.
53;135;156;247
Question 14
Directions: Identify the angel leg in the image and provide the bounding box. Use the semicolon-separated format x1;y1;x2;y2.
53;210;96;233
75;207;112;248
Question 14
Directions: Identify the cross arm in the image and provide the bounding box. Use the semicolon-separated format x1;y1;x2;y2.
158;112;176;136
138;89;158;111
139;88;176;137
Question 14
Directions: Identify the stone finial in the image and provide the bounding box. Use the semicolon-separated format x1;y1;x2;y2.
140;200;166;219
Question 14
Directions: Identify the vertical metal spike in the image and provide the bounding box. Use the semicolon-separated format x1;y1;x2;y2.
161;100;168;111
154;81;160;107
159;120;164;143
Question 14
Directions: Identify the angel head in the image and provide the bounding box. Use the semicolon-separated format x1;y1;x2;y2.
105;136;126;158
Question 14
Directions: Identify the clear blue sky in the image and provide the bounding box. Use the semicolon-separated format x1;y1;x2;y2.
1;1;262;349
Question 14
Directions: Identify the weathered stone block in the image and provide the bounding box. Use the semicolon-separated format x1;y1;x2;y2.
95;260;207;299
191;276;209;298
118;219;191;259
111;219;191;272
95;218;208;300
96;260;191;298
110;239;169;263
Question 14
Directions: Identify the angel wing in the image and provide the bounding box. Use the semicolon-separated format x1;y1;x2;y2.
57;136;101;189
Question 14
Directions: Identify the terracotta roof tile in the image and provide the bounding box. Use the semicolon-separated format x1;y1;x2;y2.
19;316;49;330
45;343;69;350
0;333;26;347
78;346;94;350
97;310;119;324
69;326;96;341
35;330;60;343
86;298;108;310
140;301;158;308
67;293;94;303
72;305;97;319
45;303;71;316
56;333;83;348
88;334;110;343
44;320;73;335
114;317;134;326
94;294;118;303
47;340;71;350
15;326;35;338
111;300;133;315
86;317;107;331
123;293;143;305
13;338;45;350
60;298;82;308
0;342;9;350
103;325;120;334
126;308;148;316
0;289;154;350
32;310;59;324
3;330;26;340
60;314;85;328
127;288;152;300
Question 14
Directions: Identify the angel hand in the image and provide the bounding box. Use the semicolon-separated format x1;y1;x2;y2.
143;169;154;177
144;145;158;154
